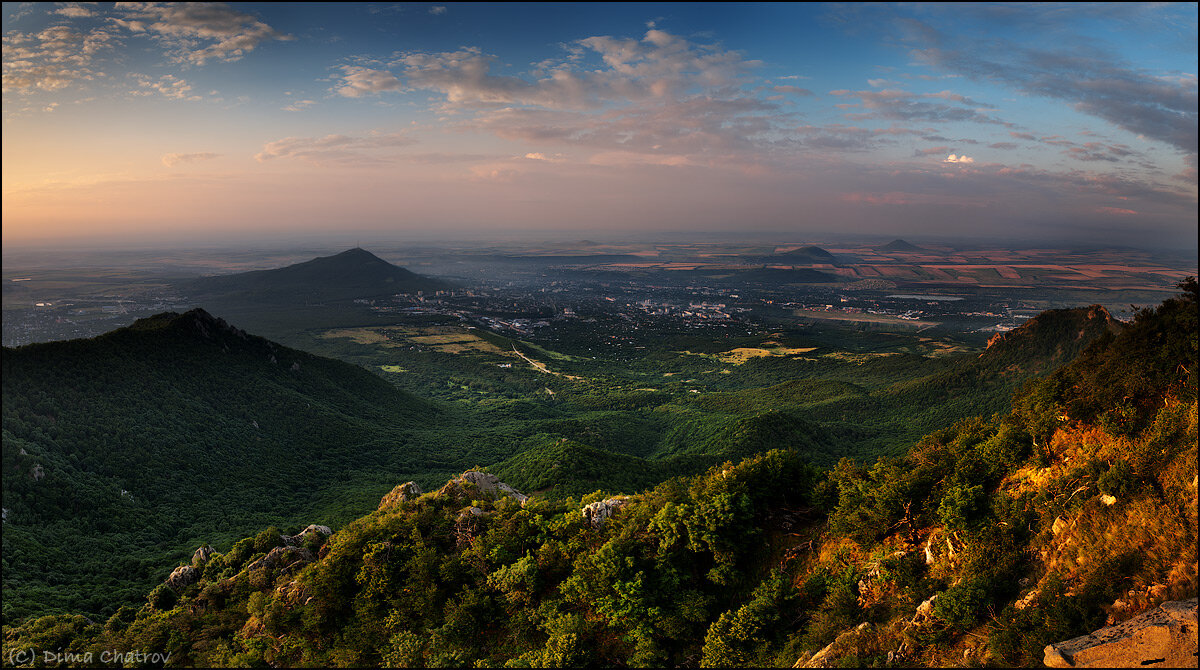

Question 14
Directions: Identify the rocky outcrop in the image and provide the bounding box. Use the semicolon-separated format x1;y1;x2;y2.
282;524;332;546
246;545;315;575
1043;598;1197;668
379;481;424;510
192;545;215;567
582;497;630;528
166;565;199;591
437;471;528;505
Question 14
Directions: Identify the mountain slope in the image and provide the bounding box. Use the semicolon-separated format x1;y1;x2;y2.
777;245;838;264
10;284;1192;668
1;309;441;622
879;238;926;252
181;248;451;304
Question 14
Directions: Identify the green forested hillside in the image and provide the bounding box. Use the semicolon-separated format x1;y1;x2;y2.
1;309;442;622
5;282;1192;668
0;299;1127;628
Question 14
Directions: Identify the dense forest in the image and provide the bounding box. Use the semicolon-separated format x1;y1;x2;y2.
3;280;1193;667
2;299;1120;624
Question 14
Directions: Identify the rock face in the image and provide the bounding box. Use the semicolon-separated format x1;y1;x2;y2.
192;545;215;567
379;481;424;510
1043;598;1197;668
282;524;332;546
437;471;528;505
166;565;199;591
582;497;630;528
246;545;315;575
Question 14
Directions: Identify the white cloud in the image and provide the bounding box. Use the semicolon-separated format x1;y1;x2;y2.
254;131;416;164
2;26;119;93
55;4;96;18
162;152;220;167
943;153;974;163
132;73;199;100
111;2;292;65
429;6;446;15
335;66;402;98
282;99;317;112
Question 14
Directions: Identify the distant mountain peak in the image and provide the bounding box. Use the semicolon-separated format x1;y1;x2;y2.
880;239;925;252
778;245;836;261
182;247;451;303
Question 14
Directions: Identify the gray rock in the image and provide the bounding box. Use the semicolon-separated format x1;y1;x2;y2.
379;481;424;510
246;545;315;574
282;524;332;546
166;565;199;591
437;471;528;505
582;497;630;528
192;545;215;567
1043;598;1198;668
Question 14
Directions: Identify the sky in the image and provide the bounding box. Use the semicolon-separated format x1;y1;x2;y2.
2;2;1197;249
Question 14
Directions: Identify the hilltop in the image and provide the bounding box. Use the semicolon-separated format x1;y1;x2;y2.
1;308;444;621
879;239;926;252
777;245;838;264
7;282;1192;667
181;248;452;304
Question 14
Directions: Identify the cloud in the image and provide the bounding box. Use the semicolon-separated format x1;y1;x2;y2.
988;141;1018;150
378;28;759;111
2;25;119;93
162;152;220;167
830;87;1007;125
771;85;813;95
131;73;199;100
55;4;96;18
282;99;317;112
1095;206;1137;215
254;131;416;164
111;2;293;65
334;66;403;98
943;153;974;163
429;5;446;15
913;146;950;156
906;18;1197;158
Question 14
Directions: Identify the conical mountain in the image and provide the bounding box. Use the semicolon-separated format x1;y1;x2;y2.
182;248;452;304
776;245;837;264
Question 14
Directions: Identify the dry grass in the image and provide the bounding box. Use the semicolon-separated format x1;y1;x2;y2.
320;328;395;345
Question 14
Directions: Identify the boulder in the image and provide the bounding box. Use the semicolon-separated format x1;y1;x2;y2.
192;545;215;567
1043;598;1197;668
1051;516;1069;536
582;496;630;528
379;481;424;510
283;524;332;545
437;471;528;505
246;545;315;574
166;565;199;591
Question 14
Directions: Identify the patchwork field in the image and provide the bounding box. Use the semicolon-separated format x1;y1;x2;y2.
792;309;939;329
322;325;505;354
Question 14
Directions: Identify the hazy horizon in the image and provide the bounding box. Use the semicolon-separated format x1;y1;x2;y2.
3;3;1196;249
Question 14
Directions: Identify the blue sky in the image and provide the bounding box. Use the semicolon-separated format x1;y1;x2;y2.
2;2;1196;248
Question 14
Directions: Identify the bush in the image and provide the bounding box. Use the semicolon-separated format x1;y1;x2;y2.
1097;459;1137;498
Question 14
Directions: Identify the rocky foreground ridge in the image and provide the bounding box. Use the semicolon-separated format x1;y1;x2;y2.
1043;598;1197;668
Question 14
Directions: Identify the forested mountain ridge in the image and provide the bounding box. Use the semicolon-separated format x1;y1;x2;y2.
5;281;1192;668
1;308;441;622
